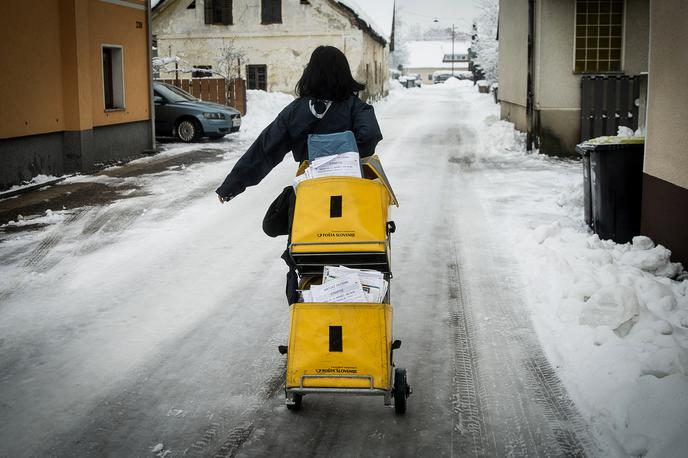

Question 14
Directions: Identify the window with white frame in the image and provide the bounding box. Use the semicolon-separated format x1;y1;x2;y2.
102;45;124;110
574;0;624;73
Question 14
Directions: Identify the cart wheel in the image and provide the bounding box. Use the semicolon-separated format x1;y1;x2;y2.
286;394;302;411
394;368;409;415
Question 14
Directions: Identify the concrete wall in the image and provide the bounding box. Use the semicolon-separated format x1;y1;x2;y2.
498;0;528;110
532;0;649;155
640;0;688;266
643;1;688;189
356;30;390;100
497;0;529;132
153;0;390;98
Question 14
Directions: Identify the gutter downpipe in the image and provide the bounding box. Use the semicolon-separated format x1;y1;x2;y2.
146;0;156;151
526;0;535;151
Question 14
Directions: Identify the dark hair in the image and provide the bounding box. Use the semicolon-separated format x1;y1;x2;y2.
295;46;366;101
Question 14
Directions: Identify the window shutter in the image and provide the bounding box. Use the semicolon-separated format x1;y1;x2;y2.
221;0;233;25
261;0;269;23
274;0;281;23
262;0;281;24
204;0;213;24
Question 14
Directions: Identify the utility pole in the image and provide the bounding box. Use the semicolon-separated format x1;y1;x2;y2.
452;24;455;76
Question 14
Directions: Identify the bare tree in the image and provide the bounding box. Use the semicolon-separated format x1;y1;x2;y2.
215;39;248;81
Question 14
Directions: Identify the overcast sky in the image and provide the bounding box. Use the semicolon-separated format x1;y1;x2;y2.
396;0;479;32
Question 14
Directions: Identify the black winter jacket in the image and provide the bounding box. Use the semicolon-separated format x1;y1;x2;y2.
215;95;382;199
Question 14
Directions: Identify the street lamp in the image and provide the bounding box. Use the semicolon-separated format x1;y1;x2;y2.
434;18;468;77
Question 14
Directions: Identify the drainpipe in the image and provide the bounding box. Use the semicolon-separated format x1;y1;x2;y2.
526;0;535;151
146;0;156;151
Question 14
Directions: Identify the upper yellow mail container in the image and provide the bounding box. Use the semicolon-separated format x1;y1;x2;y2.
290;176;391;255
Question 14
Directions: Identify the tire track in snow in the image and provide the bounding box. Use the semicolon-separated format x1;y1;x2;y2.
448;137;598;456
187;343;287;458
447;254;491;456
22;209;87;271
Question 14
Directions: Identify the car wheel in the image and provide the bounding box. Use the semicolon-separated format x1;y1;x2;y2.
176;118;201;142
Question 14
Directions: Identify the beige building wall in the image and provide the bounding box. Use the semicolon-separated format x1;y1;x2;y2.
640;0;688;267
644;1;688;189
357;31;390;99
154;0;390;98
497;0;529;132
531;0;649;154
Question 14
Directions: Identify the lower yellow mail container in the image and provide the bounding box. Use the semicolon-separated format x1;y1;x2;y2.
286;302;393;391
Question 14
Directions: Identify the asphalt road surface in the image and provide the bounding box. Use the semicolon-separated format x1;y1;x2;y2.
0;84;598;457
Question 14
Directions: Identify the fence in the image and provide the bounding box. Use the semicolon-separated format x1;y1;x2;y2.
580;75;645;142
157;77;247;115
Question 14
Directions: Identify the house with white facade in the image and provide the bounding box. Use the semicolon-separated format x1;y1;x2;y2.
152;0;394;100
402;40;470;84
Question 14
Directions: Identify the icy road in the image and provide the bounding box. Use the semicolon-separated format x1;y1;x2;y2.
0;82;598;457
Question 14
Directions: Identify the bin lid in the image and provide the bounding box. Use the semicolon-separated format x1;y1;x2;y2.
576;135;645;154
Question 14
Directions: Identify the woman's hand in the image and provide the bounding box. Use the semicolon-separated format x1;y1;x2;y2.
217;194;234;204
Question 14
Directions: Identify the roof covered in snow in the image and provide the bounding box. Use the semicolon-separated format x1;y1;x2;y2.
335;0;395;44
404;40;471;69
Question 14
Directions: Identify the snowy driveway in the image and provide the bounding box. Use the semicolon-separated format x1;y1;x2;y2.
1;84;597;457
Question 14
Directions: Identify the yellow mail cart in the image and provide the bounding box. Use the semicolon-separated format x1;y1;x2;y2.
281;157;410;414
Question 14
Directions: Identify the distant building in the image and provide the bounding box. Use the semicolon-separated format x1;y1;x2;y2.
402;40;470;84
152;0;395;100
0;0;154;190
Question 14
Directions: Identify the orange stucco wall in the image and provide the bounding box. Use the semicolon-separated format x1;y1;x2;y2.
0;0;150;140
0;1;67;138
89;0;150;127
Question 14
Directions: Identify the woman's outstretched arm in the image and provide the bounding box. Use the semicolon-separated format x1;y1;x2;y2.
216;105;293;200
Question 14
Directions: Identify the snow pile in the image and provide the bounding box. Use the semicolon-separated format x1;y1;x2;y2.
459;82;688;456
522;226;688;455
1;209;67;228
239;90;294;139
1;174;63;195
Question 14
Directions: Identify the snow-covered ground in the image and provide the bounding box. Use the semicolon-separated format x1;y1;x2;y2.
1;83;686;457
447;80;688;457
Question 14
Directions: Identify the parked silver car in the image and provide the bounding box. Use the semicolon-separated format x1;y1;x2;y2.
153;82;241;142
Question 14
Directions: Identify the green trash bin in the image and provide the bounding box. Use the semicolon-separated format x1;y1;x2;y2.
575;137;645;244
